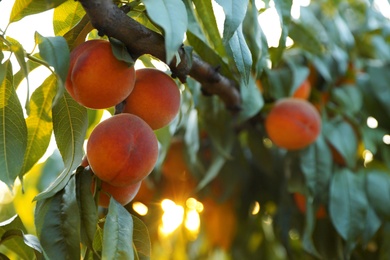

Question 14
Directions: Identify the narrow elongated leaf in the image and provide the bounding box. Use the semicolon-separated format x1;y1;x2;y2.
132;215;151;260
0;215;37;260
6;37;28;91
192;0;226;57
35;92;87;201
9;0;66;23
35;33;70;83
183;0;205;40
142;0;188;63
63;15;94;51
53;0;85;36
329;168;367;254
228;24;252;85
102;198;134;260
299;134;332;198
186;32;232;79
215;0;248;41
243;0;267;73
0;230;43;260
365;170;390;220
271;0;292;64
35;176;81;259
76;168;98;249
19;75;56;177
0;60;28;188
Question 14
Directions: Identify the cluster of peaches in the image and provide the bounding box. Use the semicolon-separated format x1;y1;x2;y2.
65;39;181;207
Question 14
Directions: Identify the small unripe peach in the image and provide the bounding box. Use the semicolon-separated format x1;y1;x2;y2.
65;39;136;109
123;68;181;130
265;98;321;150
87;114;158;186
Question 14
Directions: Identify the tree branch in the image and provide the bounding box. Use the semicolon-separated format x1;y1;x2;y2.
78;0;241;112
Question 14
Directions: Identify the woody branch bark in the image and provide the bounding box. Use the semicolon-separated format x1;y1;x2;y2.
78;0;241;112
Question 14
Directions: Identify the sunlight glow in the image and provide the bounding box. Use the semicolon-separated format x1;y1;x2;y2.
363;149;374;166
159;199;185;236
184;209;200;233
367;116;378;129
132;202;148;216
383;134;390;145
251;201;261;215
186;197;204;213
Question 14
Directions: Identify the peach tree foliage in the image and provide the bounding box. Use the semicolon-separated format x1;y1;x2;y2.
0;0;390;259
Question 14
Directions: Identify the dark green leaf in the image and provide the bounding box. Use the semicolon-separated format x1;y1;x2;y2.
76;168;98;249
214;0;248;41
286;59;310;96
365;170;390;220
132;215;151;260
324;118;358;169
299;134;332;198
35;176;81;259
35;92;87;201
366;64;390;116
19;74;56;177
0;60;27;188
53;0;85;36
228;24;252;85
142;0;188;63
236;75;263;124
362;206;381;246
332;86;363;115
10;0;67;23
329;168;367;255
102;198;134;260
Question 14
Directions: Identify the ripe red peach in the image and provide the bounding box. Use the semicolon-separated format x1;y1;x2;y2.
265;98;321;150
87;113;158;186
122;68;181;130
65;39;136;109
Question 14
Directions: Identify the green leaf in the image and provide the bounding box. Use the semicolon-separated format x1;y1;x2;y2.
76;168;98;249
228;24;252;85
132;215;151;260
332;86;363;115
362;206;381;246
236;75;263;124
35;92;87;201
35;33;70;83
299;134;332;198
186;31;232;79
324;118;358;169
329;168;367;255
6;37;28;91
10;0;67;23
286;59;310;96
53;0;85;36
301;199;321;259
271;0;292;64
13;55;42;90
102;198;134;260
366;63;390;116
214;0;248;41
192;0;226;57
243;0;267;74
35;176;81;259
183;0;205;40
142;0;188;63
365;170;390;220
19;74;56;177
0;215;39;260
0;230;43;260
288;8;327;56
0;60;27;188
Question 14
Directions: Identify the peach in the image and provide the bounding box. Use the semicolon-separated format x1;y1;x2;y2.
265;98;321;150
92;179;141;208
87;113;158;186
65;39;136;109
292;79;311;100
122;68;181;130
